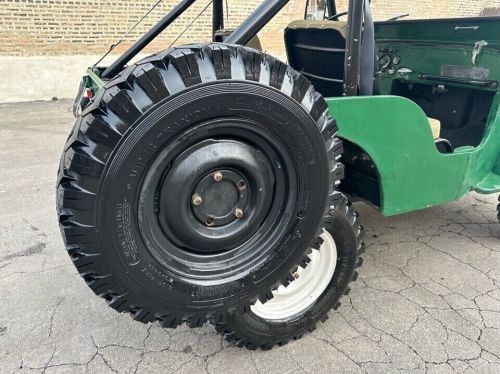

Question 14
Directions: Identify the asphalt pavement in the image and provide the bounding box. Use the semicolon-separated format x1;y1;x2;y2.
1;100;499;374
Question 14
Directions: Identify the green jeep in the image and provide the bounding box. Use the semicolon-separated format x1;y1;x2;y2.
57;0;500;349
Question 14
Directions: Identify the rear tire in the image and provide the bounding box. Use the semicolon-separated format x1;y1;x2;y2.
497;195;500;223
213;192;364;349
57;43;344;327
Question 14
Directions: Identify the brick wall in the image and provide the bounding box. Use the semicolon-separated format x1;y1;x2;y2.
1;0;500;58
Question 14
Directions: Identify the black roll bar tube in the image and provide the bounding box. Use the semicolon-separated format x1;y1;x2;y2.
327;0;337;19
224;0;290;46
212;0;224;41
343;0;364;96
101;0;197;79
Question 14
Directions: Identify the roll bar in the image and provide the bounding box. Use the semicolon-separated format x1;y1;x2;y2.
101;0;365;98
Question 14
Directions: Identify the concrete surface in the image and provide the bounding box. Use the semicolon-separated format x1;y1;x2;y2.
0;51;287;104
1;100;500;374
0;55;148;103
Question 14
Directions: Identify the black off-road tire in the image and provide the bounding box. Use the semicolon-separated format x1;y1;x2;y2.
214;192;364;350
497;196;500;222
57;43;344;328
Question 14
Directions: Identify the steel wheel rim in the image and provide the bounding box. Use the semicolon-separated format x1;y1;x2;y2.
250;230;337;320
136;119;299;281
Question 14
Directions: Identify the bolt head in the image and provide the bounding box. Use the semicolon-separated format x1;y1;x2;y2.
213;171;223;182
234;208;244;219
293;272;300;279
237;180;246;190
192;194;203;206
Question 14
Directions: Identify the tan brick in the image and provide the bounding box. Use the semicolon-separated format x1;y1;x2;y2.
1;0;500;57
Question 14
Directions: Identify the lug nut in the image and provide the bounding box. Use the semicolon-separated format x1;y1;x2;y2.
213;171;223;182
192;194;203;206
234;208;244;219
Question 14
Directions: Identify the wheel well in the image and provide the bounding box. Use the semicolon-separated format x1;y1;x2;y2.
338;140;382;209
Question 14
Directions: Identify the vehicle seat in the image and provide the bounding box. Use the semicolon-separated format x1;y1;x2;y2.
428;118;441;139
285;20;347;97
214;29;262;51
428;117;453;153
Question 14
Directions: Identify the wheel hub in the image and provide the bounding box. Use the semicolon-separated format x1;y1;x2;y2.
191;170;248;227
157;139;275;254
137;119;302;280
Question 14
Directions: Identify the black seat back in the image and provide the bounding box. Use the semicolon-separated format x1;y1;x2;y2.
285;20;347;97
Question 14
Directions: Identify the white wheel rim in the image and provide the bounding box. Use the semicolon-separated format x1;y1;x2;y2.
251;230;337;320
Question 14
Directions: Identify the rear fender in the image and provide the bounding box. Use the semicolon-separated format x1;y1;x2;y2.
327;95;471;216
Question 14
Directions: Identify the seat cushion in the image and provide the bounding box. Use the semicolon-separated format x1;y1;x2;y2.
214;29;262;51
427;117;441;139
286;20;348;38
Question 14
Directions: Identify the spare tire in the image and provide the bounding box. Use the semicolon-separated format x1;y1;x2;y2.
56;43;344;327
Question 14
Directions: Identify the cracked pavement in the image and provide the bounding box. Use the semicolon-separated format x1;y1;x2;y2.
1;100;499;374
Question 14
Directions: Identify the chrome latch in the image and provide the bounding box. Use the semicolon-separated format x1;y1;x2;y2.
472;40;488;65
397;68;413;75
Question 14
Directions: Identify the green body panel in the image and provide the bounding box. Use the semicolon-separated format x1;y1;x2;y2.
327;94;500;216
375;16;500;49
86;67;105;90
85;67;105;92
324;16;500;216
375;17;500;96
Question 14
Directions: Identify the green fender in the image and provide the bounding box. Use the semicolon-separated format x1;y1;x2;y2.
326;95;500;216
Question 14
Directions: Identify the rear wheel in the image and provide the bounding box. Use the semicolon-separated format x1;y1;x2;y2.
214;192;364;349
497;196;500;223
57;43;344;327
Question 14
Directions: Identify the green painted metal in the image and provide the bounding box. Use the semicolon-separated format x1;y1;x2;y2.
86;67;105;90
327;94;500;216
376;44;500;95
375;18;500;96
327;16;500;216
375;17;500;49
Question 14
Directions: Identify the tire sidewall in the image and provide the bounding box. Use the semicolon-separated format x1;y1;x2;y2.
95;81;330;313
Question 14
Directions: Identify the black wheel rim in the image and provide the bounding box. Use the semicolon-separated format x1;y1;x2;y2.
138;118;298;281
